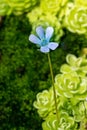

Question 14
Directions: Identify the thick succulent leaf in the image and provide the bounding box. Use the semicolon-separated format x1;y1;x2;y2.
66;54;77;66
60;64;73;73
33;89;55;118
64;6;87;34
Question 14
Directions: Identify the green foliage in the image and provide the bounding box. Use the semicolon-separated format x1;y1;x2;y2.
75;0;87;7
60;54;87;77
64;5;87;34
0;0;87;42
27;8;64;42
0;0;39;16
26;0;87;43
33;89;55;118
27;0;73;42
40;0;68;15
0;5;87;129
34;54;87;130
0;15;42;130
42;112;77;130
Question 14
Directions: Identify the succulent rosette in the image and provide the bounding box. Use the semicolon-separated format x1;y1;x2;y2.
0;0;38;15
55;72;87;104
73;101;87;122
64;6;87;34
60;54;87;77
75;0;87;7
57;1;74;21
33;89;56;118
42;112;77;130
58;112;77;130
27;0;74;41
40;0;68;15
40;0;71;16
80;117;87;130
0;0;10;16
27;8;64;41
33;54;87;129
40;0;60;15
42;113;58;130
27;7;43;24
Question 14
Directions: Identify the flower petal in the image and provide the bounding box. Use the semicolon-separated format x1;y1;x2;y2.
29;34;41;44
36;26;45;39
48;42;59;50
45;27;54;41
40;46;50;53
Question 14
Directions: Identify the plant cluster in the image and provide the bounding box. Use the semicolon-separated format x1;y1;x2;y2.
1;15;87;130
0;0;87;130
64;0;87;34
0;0;39;15
27;0;87;41
0;0;87;41
34;54;87;130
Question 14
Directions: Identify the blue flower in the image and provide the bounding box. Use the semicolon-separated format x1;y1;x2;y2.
29;26;59;53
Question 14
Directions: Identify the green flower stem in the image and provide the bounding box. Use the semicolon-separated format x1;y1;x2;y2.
47;53;59;123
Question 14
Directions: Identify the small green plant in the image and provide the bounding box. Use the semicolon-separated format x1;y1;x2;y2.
0;0;38;16
33;54;87;130
1;0;87;130
64;5;87;34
